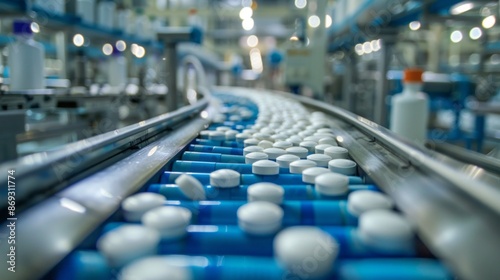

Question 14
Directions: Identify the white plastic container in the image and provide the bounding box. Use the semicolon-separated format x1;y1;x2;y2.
116;9;131;32
97;0;116;29
77;0;96;24
390;68;429;145
35;0;65;14
108;51;127;88
8;20;45;91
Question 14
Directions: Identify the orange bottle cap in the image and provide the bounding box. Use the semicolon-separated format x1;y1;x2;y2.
403;68;424;82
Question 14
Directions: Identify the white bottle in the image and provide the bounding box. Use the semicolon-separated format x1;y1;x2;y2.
390;68;429;145
8;20;45;91
108;50;127;89
97;0;116;30
77;0;96;24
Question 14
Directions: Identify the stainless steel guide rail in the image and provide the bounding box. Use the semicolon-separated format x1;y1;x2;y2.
1;86;499;279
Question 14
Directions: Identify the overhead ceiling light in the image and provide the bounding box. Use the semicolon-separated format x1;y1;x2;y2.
450;1;474;15
239;7;253;20
482;15;496;29
450;30;463;43
354;44;364;56
30;22;40;33
362;42;372;54
73;34;84;47
242;18;254;30
102;43;113;55
469;27;482;40
247;35;258;47
325;15;332;28
295;0;307;9
409;21;421;31
115;40;126;51
308;15;320;28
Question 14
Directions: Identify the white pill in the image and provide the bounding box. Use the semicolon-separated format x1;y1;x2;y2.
252;160;280;175
358;210;414;253
263;147;287;160
260;128;275;134
237;201;283;235
258;140;274;149
208;131;225;141
298;131;314;138
319;137;338;146
302;167;331;184
120;257;193;280
315;144;333;154
276;154;300;168
97;225;160;268
303;135;322;143
216;126;231;132
243;146;264;156
236;133;252;143
209;169;240;188
199;130;211;139
286;147;308;159
122;193;166;222
273;140;293;149
307;154;332;167
347;190;394;217
289;160;317;174
142;206;192;239
328;159;357;175
324;146;349;159
253;132;272;141
286;136;302;146
271;134;287;142
245;152;269;164
244;138;260;147
225;130;239;141
175;174;206;200
247;182;284;204
315;173;349;196
229;115;242;122
274;226;338;278
317;128;335;134
243;129;258;134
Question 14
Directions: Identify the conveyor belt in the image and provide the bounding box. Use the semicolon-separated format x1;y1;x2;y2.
1;87;499;280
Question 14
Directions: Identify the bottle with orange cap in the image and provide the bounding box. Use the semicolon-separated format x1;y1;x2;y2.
389;68;429;145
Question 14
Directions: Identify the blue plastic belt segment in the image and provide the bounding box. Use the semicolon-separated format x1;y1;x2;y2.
172;161;290;174
182;152;245;163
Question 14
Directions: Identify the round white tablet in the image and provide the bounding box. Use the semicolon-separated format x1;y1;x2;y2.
229;115;242;122
307;154;332;167
289;160;317;174
252;160;280;175
142;206;192;239
237;201;283;235
319;137;338;146
245;152;269;164
315;144;333;154
258;140;274;149
120;257;192;280
263;148;287;160
328;159;357;175
286;147;309;159
225;130;239;141
271;134;287;142
244;138;260;147
199;130;211;139
315;173;349;196
235;133;252;143
274;226;338;278
276;154;300;168
209;169;240;188
216;126;231;132
286;136;303;146
208;131;225;141
243;129;258;135
347;190;394;217
97;225;160;268
273;141;293;149
302;167;331;184
247;182;284;204
175;174;206;200
253;132;272;141
122;193;166;222
303;135;322;143
324;147;349;159
243;146;264;156
358;210;414;253
260;128;275;134
317;128;335;134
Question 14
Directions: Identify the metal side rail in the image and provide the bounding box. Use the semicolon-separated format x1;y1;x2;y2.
215;86;500;280
0;95;210;214
0;99;216;280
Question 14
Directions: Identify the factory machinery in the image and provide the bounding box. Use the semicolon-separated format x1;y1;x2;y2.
1;86;500;280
